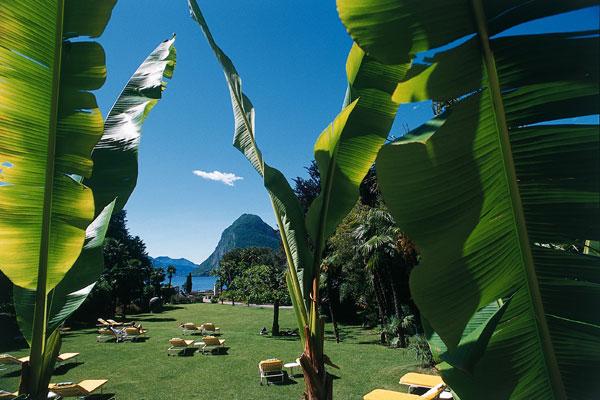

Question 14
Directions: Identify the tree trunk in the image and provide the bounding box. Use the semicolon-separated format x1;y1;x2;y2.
370;270;387;330
326;274;340;343
386;263;406;348
299;280;334;400
272;299;280;336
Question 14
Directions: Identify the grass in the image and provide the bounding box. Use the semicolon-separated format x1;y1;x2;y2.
0;303;427;399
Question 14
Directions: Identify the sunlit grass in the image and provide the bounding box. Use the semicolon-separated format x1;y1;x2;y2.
1;303;423;399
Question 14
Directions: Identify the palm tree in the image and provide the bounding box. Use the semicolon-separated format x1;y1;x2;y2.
166;265;176;288
354;207;409;347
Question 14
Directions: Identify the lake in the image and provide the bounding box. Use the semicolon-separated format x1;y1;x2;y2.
167;275;217;292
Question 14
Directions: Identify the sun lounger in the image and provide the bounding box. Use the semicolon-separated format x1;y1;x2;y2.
180;322;202;335
107;319;134;327
258;358;285;385
96;318;111;327
0;354;25;367
167;338;201;356
0;390;17;399
200;322;220;335
96;328;120;343
1;353;79;367
400;373;444;390
121;327;147;342
199;336;226;355
48;379;109;398
364;384;447;400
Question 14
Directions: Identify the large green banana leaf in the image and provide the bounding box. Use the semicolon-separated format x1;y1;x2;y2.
306;43;410;259
0;1;116;393
188;0;311;331
12;35;177;345
338;1;599;399
86;35;176;213
0;0;116;292
13;201;115;344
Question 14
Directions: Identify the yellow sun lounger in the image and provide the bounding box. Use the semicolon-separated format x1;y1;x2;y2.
0;390;17;399
1;353;79;367
199;336;226;354
49;379;108;398
167;338;201;356
200;322;220;335
258;358;285;385
364;384;446;400
121;327;148;342
180;322;202;335
400;373;445;389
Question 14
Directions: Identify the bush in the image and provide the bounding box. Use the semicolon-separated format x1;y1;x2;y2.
409;335;434;368
210;296;219;304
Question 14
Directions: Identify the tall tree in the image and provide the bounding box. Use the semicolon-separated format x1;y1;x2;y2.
166;265;176;288
184;273;193;294
234;262;289;335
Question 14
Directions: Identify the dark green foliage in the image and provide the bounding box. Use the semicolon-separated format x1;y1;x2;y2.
166;265;176;287
184;273;193;294
293;160;321;214
75;210;153;320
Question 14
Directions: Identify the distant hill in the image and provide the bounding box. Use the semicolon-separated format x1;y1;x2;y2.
150;256;201;276
194;214;280;276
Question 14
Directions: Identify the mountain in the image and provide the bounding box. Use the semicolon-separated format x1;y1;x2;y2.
150;256;201;276
194;214;280;276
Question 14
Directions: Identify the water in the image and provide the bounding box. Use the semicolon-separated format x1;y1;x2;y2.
167;275;217;292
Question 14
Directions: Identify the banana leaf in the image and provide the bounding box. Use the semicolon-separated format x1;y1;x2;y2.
338;1;600;398
0;1;117;393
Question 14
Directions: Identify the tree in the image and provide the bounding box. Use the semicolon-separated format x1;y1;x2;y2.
232;254;288;335
166;265;176;288
339;0;599;397
184;273;193;294
150;268;166;296
293;161;321;214
100;211;153;318
354;206;418;347
213;247;282;306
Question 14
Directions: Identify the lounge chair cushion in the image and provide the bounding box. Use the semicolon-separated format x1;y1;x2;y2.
169;338;194;347
49;379;107;396
57;353;79;362
202;323;219;331
202;336;225;346
259;359;283;372
364;384;446;400
0;354;22;365
400;373;444;388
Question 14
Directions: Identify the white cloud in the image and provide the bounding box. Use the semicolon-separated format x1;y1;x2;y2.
192;170;243;186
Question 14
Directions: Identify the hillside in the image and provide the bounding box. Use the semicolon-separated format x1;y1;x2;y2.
150;256;200;276
194;214;280;276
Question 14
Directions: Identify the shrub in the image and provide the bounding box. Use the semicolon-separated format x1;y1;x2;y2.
409;335;434;368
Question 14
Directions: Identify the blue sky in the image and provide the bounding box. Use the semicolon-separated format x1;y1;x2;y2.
94;2;598;263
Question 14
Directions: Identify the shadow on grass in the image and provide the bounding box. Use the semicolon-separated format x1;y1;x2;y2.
267;335;300;342
161;305;185;312
264;373;299;386
133;317;176;323
53;361;84;376
84;393;116;400
1;368;20;378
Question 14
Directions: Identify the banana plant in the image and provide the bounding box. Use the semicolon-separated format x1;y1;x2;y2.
338;0;599;398
0;1;176;395
12;34;177;345
188;1;409;397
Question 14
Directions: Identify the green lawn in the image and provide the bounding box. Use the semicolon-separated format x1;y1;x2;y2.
0;303;427;399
